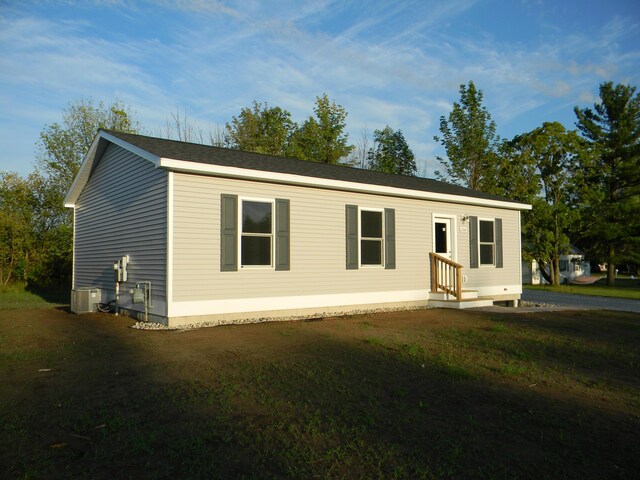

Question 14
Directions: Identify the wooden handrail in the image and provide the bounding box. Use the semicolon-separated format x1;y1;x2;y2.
429;252;463;299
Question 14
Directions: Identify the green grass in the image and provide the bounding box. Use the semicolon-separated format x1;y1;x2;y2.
525;276;640;300
0;284;69;310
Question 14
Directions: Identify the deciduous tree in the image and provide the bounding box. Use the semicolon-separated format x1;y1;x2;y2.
367;126;416;176
32;98;140;286
510;122;583;285
226;101;295;156
434;81;500;193
288;94;354;164
37;98;140;193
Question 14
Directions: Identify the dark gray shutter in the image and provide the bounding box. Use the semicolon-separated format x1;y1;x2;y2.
384;208;396;269
469;216;478;269
220;194;238;271
275;199;290;271
346;204;358;270
495;218;503;268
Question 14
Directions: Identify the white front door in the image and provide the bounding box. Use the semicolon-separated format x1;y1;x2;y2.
434;217;453;260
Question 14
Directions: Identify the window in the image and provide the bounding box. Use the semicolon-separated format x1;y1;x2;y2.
435;221;448;254
559;260;569;272
469;216;502;269
346;205;395;270
221;195;289;272
479;219;495;266
360;209;383;266
241;200;273;267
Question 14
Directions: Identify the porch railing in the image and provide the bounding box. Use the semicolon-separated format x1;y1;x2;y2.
429;252;463;299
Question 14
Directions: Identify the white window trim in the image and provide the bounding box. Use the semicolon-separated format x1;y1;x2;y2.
238;196;275;269
478;218;496;267
431;213;457;263
358;207;385;268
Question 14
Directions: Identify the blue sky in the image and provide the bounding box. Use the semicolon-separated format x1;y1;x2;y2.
1;0;639;177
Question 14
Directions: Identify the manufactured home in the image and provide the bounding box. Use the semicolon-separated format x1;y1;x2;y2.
522;245;591;284
64;130;531;327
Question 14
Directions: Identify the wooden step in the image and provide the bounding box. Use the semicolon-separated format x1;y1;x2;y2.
429;297;495;310
430;290;478;301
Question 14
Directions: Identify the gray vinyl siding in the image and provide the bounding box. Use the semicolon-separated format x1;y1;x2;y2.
171;173;522;303
443;206;520;292
74;144;167;316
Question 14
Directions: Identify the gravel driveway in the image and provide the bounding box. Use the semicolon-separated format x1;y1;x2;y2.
522;289;640;314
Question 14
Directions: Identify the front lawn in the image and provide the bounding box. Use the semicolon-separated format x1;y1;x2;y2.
1;307;639;479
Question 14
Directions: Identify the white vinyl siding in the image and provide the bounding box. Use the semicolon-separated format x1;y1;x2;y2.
73;144;167;316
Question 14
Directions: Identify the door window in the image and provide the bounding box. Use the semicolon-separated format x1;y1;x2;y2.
435;221;448;254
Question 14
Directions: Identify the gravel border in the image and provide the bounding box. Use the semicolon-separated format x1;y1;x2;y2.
130;301;586;330
130;305;435;331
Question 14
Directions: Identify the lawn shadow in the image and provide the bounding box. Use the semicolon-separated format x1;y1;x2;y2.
25;282;71;305
458;310;640;388
1;309;639;479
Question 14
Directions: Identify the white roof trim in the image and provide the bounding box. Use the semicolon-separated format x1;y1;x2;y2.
102;131;161;166
64;131;160;207
159;158;532;210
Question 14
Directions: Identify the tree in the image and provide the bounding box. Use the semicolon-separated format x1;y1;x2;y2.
0;172;57;287
574;82;640;286
367;126;416;176
347;125;371;169
288;94;354;164
0;173;34;286
160;107;229;147
510;122;584;285
36;98;140;193
32;98;140;286
494;139;540;203
434;81;500;193
226;101;295;156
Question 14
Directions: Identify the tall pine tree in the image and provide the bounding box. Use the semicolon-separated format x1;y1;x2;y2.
574;82;640;285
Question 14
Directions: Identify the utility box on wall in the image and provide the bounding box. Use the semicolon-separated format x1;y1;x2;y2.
71;288;101;313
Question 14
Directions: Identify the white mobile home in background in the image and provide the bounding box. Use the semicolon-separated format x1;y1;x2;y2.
522;245;591;285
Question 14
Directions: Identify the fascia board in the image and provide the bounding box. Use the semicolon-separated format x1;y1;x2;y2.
159;158;532;211
63;131;161;207
63;134;101;208
100;131;161;166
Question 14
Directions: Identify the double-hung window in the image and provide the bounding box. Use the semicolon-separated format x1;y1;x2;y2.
241;200;273;267
360;209;384;266
469;216;502;269
221;194;289;272
479;219;495;266
346;205;395;270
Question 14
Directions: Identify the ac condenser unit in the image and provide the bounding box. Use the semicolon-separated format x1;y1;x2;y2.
71;288;101;313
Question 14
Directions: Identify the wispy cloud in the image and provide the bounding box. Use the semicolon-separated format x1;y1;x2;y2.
0;0;638;175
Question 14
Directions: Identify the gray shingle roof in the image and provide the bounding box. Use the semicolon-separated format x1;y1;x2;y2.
104;129;528;207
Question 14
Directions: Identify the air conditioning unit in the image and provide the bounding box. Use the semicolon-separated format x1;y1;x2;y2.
71;288;102;313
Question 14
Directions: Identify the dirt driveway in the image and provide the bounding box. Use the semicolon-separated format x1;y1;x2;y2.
1;307;639;479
